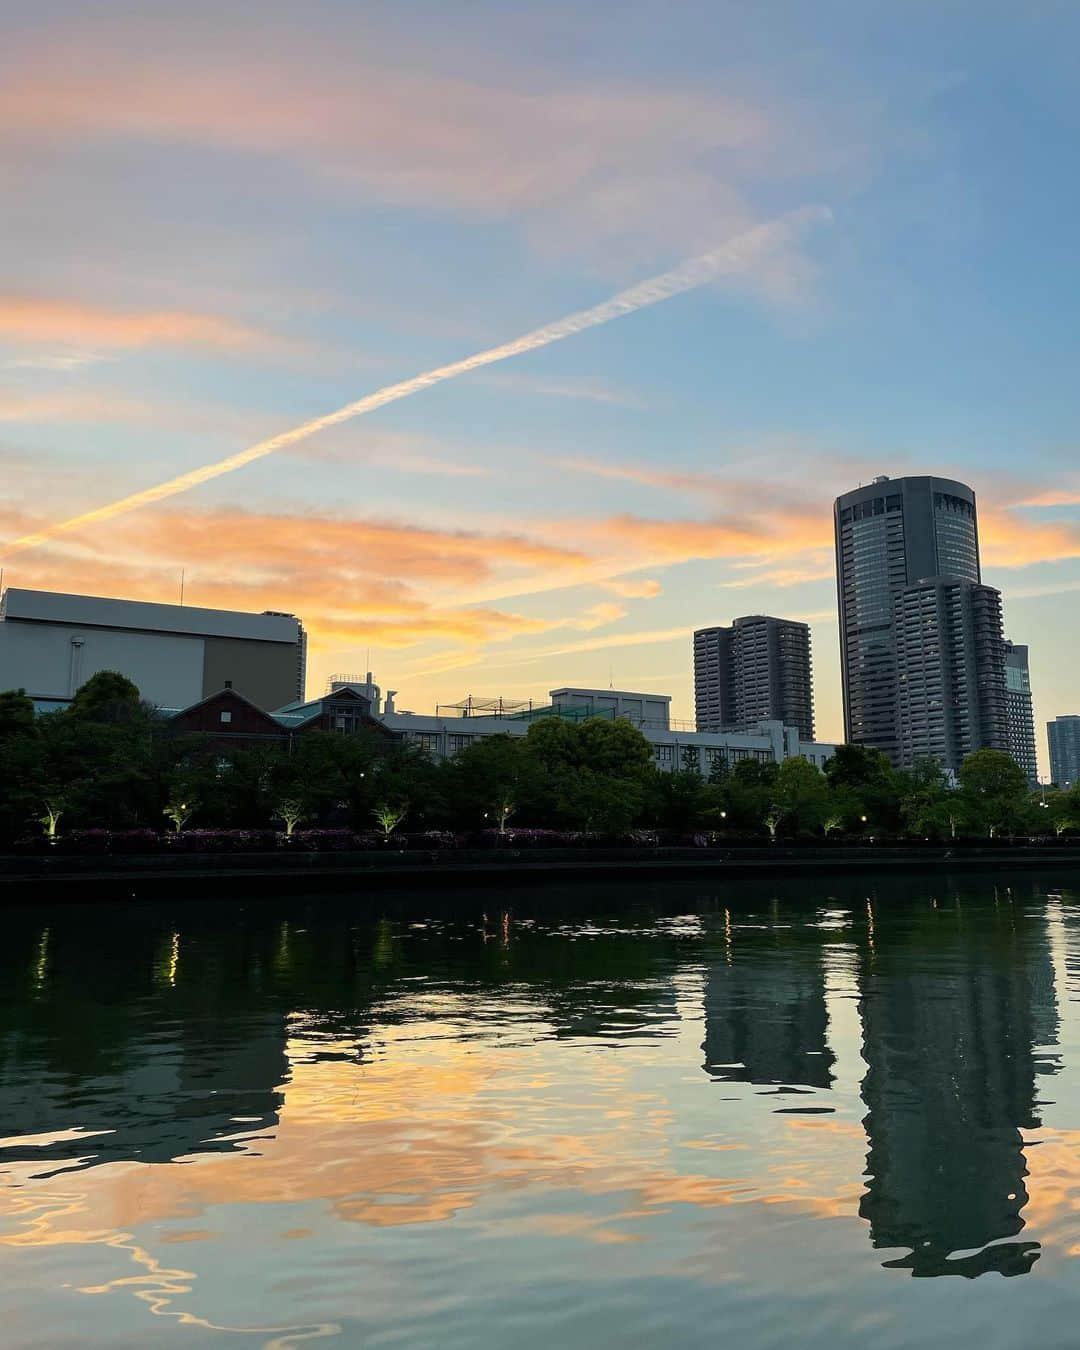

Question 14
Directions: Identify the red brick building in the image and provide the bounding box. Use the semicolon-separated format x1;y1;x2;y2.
163;686;395;751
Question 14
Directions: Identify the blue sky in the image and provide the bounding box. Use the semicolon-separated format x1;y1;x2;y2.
1;0;1078;767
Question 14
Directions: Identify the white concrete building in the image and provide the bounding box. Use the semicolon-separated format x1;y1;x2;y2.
0;588;306;712
379;685;836;773
549;687;672;730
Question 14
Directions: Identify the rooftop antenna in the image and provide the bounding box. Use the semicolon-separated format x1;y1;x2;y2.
179;569;185;606
609;664;614;689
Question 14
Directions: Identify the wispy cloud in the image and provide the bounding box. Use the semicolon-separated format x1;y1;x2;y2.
480;372;646;408
720;564;834;588
602;578;663;599
0;294;294;357
1013;486;1080;508
1;213;827;560
4;351;107;372
0;20;845;278
520;625;693;661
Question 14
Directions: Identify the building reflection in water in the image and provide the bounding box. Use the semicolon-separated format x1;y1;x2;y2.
855;879;1060;1277
702;911;835;1089
0;878;1071;1289
0;918;291;1176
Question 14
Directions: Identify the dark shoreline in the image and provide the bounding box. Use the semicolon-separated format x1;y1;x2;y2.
3;844;1079;901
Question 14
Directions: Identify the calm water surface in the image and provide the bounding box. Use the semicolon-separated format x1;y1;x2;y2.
3;872;1080;1347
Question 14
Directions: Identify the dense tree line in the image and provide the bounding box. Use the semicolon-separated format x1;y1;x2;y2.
0;672;1077;846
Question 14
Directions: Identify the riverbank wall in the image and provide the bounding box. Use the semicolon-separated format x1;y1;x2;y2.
3;844;1079;901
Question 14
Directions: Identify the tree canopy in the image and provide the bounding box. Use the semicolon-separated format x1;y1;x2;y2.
0;676;1062;845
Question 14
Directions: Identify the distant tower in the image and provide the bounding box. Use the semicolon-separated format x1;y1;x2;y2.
694;615;814;739
1003;641;1038;783
1048;715;1080;787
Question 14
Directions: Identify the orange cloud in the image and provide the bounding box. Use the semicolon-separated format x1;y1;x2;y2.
572;602;629;630
1012;488;1080;508
0;295;290;356
0;504;603;670
979;506;1080;569
561;459;1080;577
603;578;663;599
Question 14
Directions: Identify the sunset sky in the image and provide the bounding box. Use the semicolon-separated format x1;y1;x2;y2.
2;1;1079;761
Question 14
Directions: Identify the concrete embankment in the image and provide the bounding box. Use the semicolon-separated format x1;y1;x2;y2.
2;845;1078;902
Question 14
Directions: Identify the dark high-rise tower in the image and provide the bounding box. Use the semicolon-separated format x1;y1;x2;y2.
893;577;1008;772
693;615;814;740
1048;715;1080;787
1003;641;1038;784
834;475;981;763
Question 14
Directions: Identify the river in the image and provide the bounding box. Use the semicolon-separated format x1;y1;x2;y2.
2;870;1079;1347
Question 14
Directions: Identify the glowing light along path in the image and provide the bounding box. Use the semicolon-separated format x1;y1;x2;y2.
2;209;824;559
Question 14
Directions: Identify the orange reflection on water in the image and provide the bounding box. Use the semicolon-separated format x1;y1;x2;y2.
0;1009;869;1342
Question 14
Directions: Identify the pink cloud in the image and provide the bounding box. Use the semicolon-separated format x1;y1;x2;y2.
0;22;836;279
0;294;293;356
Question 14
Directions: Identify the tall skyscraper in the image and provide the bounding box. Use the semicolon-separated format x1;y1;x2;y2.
693;615;814;739
1048;715;1080;787
893;578;1008;773
834;475;983;764
1003;641;1038;784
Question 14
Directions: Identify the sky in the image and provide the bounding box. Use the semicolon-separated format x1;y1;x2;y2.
2;0;1079;770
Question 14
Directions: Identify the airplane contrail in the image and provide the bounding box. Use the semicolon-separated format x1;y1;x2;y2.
1;208;826;559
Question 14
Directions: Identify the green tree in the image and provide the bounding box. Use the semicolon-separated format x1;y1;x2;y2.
36;710;155;829
449;734;541;828
721;759;779;832
522;717;579;772
825;743;903;830
958;749;1030;838
554;767;644;834
707;755;730;786
276;797;306;836
69;670;144;723
646;768;714;833
773;756;829;836
1045;786;1079;837
373;740;448;829
0;688;37;739
215;745;282;826
576;718;653;778
898;758;953;838
276;729;380;826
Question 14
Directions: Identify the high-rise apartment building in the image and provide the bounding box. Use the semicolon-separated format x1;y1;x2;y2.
1048;715;1080;787
693;615;814;740
1003;641;1038;783
893;578;1008;773
834;475;982;763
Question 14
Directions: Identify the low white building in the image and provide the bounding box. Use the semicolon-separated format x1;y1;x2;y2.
379;685;836;773
0;588;306;712
549;687;672;730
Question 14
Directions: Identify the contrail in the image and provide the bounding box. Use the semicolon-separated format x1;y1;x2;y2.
1;208;826;559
